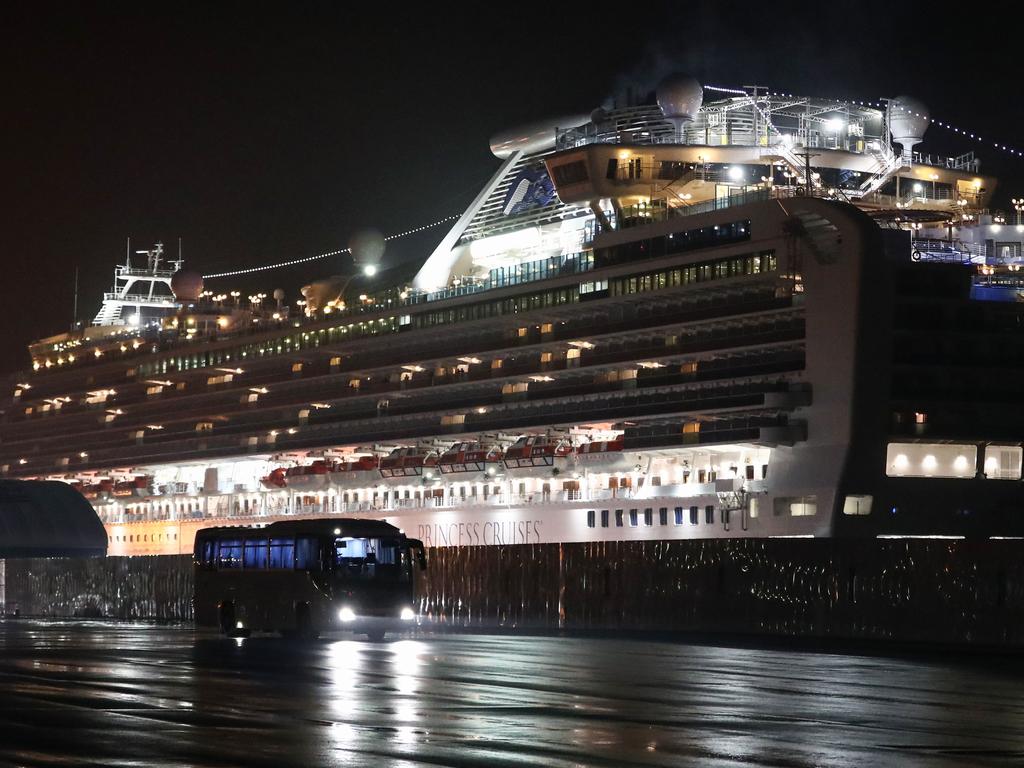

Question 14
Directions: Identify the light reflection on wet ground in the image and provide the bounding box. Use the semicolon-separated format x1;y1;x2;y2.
0;620;1022;767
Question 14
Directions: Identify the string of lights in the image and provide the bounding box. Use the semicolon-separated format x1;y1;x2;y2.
203;214;460;280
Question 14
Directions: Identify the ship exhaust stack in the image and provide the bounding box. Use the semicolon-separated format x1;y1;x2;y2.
889;95;929;163
657;73;703;143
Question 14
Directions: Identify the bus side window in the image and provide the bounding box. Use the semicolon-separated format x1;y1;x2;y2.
217;539;242;569
268;538;295;569
295;536;320;571
243;538;268;569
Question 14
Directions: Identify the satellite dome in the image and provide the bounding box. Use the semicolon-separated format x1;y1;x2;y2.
657;73;704;128
170;270;203;302
890;95;930;148
349;228;386;266
272;288;286;302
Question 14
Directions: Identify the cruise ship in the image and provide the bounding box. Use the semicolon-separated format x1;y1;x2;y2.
3;74;1023;558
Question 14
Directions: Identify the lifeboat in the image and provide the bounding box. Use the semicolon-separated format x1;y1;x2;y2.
438;442;504;476
573;438;633;472
502;435;572;477
112;475;152;498
379;447;438;485
328;455;380;488
260;467;288;490
81;479;114;502
285;460;333;491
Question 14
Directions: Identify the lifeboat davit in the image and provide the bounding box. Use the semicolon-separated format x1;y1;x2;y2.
502;435;572;477
328;455;380;489
573;438;632;472
437;442;504;476
379;447;438;485
285;460;332;491
112;475;152;498
260;467;288;490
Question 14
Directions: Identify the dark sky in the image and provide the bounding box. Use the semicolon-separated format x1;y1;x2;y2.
3;3;1019;372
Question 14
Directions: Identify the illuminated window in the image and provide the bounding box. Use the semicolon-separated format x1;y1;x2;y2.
886;442;977;478
773;496;817;516
842;495;872;515
983;446;1023;480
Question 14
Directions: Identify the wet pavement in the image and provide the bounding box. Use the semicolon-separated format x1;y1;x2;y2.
0;621;1021;767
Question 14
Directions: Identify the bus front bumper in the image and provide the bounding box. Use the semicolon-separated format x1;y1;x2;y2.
335;605;419;631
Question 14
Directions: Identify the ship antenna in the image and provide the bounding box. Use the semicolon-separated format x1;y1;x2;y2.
71;266;79;329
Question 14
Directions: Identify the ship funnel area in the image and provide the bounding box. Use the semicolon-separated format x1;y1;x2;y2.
657;73;704;143
889;95;929;162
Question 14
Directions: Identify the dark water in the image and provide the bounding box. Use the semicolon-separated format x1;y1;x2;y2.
0;621;1021;767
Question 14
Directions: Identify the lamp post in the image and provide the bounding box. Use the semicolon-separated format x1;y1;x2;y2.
1012;198;1024;226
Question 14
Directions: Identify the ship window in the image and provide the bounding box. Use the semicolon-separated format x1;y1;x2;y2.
628;509;638;527
601;509;609;527
705;505;715;524
644;508;653;526
886;442;977;478
748;497;759;518
842;495;872;516
614;509;623;527
774;496;818;516
689;506;699;525
984;446;1023;480
674;507;684;525
659;507;668;526
551;160;588;186
587;510;595;528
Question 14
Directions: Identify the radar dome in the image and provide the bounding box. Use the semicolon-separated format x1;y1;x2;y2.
657;74;703;133
349;228;386;266
272;288;285;302
890;95;930;149
170;270;203;302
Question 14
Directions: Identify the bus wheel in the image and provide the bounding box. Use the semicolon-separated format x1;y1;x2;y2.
295;603;319;641
365;629;386;642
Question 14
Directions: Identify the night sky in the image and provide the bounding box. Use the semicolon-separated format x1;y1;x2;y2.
3;3;1019;373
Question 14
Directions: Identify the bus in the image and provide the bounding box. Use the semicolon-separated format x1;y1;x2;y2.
193;518;426;640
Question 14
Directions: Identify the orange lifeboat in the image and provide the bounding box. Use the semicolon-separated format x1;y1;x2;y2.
260;467;288;490
502;435;572;477
285;460;333;491
573;438;632;472
112;475;152;498
379;447;438;484
81;479;114;502
437;442;504;476
328;455;380;489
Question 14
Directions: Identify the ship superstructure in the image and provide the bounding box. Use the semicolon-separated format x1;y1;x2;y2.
2;75;1023;555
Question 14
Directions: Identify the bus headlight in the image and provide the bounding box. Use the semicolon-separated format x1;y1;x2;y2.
338;607;356;622
400;607;416;621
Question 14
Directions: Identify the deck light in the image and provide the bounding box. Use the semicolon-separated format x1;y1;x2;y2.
400;607;416;621
339;607;356;622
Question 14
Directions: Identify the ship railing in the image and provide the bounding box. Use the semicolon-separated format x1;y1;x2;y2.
912;239;988;264
100;292;178;304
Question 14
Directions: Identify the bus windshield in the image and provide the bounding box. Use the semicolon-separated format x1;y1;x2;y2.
333;536;411;582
